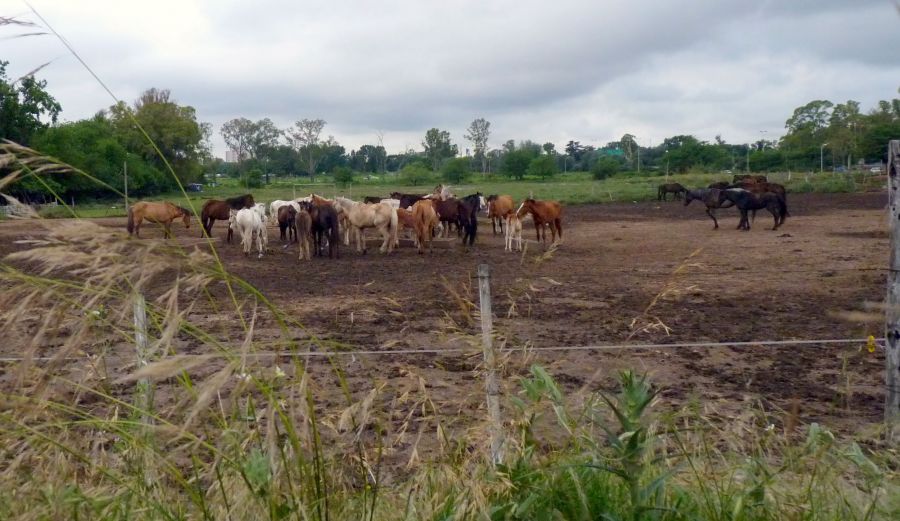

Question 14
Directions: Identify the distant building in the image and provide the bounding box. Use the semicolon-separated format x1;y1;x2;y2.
225;150;244;163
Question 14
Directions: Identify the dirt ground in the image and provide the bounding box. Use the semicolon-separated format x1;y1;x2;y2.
0;192;890;452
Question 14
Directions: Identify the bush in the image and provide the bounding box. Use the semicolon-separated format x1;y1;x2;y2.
442;157;471;184
592;157;620;180
527;155;558;180
240;168;263;188
502;149;535;180
399;164;432;186
333;166;354;187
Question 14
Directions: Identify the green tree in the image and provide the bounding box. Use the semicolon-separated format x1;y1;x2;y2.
422;128;457;172
542;142;556;155
399;164;431;186
502;149;534;180
592;156;620;180
333;166;354;187
287;118;327;180
464;118;490;174
527;154;558;179
0;60;61;145
442;157;471;183
107;88;206;184
240;168;263;188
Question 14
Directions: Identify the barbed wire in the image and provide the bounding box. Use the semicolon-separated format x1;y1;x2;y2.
0;337;884;363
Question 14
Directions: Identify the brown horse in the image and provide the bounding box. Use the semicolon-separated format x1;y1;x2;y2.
658;183;686;201
517;199;563;244
200;194;254;237
127;201;192;238
486;194;515;234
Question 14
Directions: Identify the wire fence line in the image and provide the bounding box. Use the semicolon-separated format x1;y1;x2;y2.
0;337;884;364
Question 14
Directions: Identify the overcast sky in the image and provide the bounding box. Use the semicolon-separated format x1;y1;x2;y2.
2;0;899;157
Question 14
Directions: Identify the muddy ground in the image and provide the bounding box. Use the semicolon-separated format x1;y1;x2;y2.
0;192;890;462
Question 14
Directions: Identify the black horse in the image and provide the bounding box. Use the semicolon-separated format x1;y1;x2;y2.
684;188;733;229
389;192;426;209
300;201;340;258
658;183;687;201
721;189;787;231
457;193;483;247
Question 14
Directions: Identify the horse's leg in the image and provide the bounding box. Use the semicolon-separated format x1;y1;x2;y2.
770;205;780;230
707;207;718;229
134;217;141;238
164;222;171;239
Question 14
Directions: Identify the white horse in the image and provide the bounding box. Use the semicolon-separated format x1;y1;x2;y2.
235;208;267;257
379;198;400;209
504;213;523;252
331;196;398;254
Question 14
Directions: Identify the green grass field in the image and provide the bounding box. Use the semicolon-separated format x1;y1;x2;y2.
31;170;883;219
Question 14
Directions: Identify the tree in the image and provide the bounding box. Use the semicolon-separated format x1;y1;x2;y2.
107;88;206;184
220;117;279;171
442;157;471;183
422;128;457;172
0;60;61;145
464;118;491;174
527;155;558;179
502;149;534;180
565;140;584;161
333;166;354;187
399;164;431;186
240;168;263;188
620;134;637;167
287;118;327;180
592;157;619;180
542;142;556;155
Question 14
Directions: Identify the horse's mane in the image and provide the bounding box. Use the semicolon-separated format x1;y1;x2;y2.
178;206;194;216
225;194;253;209
486;194;498;201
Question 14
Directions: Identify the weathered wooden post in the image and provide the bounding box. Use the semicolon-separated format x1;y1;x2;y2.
885;140;900;442
477;264;503;464
133;292;153;425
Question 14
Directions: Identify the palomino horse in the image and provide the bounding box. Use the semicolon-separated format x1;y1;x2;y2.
684;188;733;229
657;183;687;201
331;196;398;254
486;194;514;235
504;212;523;252
517;199;563;244
721;188;787;231
200;194;254;237
127;201;192;238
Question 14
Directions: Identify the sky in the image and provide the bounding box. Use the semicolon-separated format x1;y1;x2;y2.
2;0;899;157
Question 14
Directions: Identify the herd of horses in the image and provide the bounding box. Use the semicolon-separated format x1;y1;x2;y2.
659;175;789;231
124;184;565;259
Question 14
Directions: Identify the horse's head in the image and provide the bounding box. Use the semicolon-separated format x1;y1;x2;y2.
179;206;193;227
516;200;530;218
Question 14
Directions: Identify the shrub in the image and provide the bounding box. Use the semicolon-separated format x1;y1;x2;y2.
399;164;431;186
592;157;620;180
442;157;471;184
240;168;263;188
527;155;558;180
502;149;534;180
333;166;354;187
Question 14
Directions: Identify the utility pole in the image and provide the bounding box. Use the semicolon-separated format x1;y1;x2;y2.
820;143;828;174
886;139;900;442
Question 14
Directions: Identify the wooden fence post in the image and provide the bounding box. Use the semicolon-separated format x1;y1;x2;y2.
886;140;900;442
477;264;504;464
133;292;153;425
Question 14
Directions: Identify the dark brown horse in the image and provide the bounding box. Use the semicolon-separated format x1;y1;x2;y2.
707;181;730;190
200;194;254;237
301;201;340;258
721;189;787;231
389;192;426;209
277;205;296;242
658;183;686;201
684;188;733;229
517;199;563;244
127;201;192;238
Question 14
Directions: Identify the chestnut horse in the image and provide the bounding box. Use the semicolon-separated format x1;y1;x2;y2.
127;201;192;238
486;194;514;235
517;199;562;244
200;194;254;237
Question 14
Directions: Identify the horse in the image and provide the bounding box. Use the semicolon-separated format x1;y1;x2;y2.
430;198;462;237
268;200;293;225
278;205;296;242
732;174;767;184
517;199;563;244
363;196;383;204
389;192;426;209
127;201;192;238
395;207;418;247
721;188;787;231
707;181;730;190
200;194;254;237
486;194;515;235
411;199;439;254
293;206;313;261
728;181;790;221
684;188;734;229
380;198;401;209
457;194;482;247
658;183;686;201
331;196;398;254
301;201;340;258
433;184;454;200
234;207;266;257
504;212;523;252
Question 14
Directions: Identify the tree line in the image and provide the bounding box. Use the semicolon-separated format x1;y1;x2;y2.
2;58;898;201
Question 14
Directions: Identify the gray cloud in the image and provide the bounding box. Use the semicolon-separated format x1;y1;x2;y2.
1;0;898;154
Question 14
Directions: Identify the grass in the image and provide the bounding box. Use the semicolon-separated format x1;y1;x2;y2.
38;169;885;220
0;144;897;520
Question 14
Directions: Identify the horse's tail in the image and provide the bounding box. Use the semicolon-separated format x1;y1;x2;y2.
779;196;788;221
390;207;399;248
126;207;135;234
